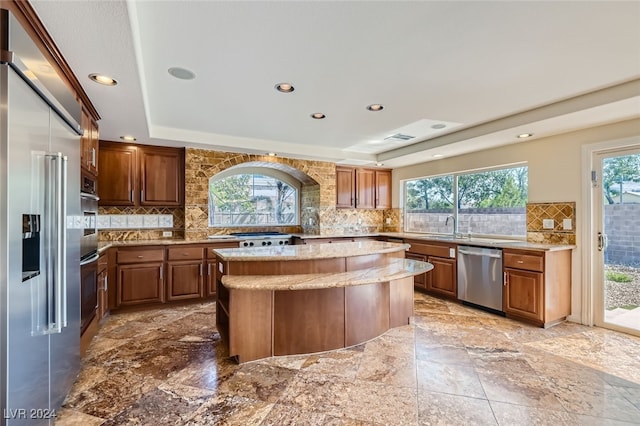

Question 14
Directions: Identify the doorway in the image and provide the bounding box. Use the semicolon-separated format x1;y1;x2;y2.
593;146;640;336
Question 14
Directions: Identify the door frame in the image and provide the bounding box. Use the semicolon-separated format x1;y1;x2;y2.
581;135;639;329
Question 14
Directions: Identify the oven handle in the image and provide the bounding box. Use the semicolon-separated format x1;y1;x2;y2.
80;192;100;202
80;252;100;266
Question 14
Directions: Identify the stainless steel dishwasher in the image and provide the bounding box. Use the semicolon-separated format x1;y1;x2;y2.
457;246;504;313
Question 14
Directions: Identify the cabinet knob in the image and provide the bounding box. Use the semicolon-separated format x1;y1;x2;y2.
517;260;524;264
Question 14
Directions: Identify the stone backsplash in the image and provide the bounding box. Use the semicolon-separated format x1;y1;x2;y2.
526;202;576;245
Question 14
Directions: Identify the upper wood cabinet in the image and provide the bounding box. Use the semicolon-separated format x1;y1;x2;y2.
80;109;99;176
336;166;391;209
98;141;185;207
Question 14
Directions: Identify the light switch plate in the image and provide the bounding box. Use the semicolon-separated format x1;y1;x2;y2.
162;231;172;238
449;248;455;258
543;219;554;229
563;218;572;230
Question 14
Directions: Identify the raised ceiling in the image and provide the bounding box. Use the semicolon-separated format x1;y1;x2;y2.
31;1;640;168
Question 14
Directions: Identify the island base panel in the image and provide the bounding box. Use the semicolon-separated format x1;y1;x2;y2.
345;282;390;347
273;287;345;356
229;289;273;363
389;277;414;327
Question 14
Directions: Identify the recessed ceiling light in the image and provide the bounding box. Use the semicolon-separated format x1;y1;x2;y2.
275;83;294;93
431;123;446;129
311;113;326;119
88;73;118;86
367;104;384;112
517;133;533;139
168;67;196;80
120;135;136;142
433;154;444;158
267;152;277;157
376;162;384;166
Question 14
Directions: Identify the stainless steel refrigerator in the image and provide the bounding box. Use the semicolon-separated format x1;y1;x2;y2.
1;10;82;425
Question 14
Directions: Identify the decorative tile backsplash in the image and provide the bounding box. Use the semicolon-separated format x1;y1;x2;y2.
526;202;576;245
97;214;173;229
98;206;183;241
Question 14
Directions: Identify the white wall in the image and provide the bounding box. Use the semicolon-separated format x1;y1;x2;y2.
393;118;640;323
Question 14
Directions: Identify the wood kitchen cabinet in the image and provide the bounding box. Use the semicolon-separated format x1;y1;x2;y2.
116;247;165;306
503;248;572;328
97;252;109;320
426;256;457;298
205;242;239;297
404;239;457;299
405;252;427;289
80;109;99;176
98;141;184;207
335;166;391;209
166;247;204;301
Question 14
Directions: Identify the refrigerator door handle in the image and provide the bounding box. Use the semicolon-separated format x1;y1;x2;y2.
45;152;67;334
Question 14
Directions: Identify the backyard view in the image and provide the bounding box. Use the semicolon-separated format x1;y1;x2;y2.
602;152;640;330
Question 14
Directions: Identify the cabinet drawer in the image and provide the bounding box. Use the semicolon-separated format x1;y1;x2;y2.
404;240;454;258
117;248;165;264
206;243;240;259
503;251;544;272
167;246;204;261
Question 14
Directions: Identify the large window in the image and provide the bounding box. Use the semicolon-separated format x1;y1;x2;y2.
404;165;528;237
209;169;299;227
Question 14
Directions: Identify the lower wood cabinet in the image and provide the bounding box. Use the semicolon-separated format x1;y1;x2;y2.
116;247;165;306
404;239;457;299
405;252;427;290
110;242;240;309
426;256;457;299
502;248;572;328
503;268;543;322
97;253;109;320
166;246;204;301
117;262;165;306
166;261;203;301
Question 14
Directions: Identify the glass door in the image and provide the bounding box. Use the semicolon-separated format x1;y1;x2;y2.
593;147;640;336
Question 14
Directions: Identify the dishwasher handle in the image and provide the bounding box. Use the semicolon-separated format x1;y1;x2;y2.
458;249;502;259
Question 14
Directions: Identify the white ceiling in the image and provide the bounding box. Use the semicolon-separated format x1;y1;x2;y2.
31;0;640;168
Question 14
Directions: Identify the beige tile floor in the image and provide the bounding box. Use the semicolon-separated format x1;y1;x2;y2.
55;293;640;425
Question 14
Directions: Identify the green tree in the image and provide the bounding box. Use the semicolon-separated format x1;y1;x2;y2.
602;154;640;204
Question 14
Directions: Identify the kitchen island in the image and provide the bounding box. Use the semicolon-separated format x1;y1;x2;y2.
213;241;432;363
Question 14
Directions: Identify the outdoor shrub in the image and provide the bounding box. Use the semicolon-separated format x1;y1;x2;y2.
606;271;633;283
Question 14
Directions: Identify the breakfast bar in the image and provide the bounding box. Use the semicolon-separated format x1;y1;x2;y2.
213;241;432;363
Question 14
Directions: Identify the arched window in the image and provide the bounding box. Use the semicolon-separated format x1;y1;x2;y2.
209;167;299;227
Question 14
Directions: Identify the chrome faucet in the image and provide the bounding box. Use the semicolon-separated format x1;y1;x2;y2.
445;215;455;235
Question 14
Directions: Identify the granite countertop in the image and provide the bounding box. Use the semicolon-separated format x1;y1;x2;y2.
97;236;240;253
221;258;433;290
98;232;575;254
213;240;410;261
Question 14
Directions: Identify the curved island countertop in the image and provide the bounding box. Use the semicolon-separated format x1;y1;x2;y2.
213;240;411;261
221;258;433;291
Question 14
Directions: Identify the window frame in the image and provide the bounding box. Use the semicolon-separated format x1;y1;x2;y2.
402;163;528;239
208;167;301;228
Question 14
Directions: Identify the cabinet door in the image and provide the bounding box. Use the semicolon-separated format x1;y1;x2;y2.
406;252;427;289
206;260;218;297
504;268;544;322
97;270;108;320
167;261;203;301
89;118;99;175
80;110;91;172
98;142;137;206
117;262;164;306
427;256;457;298
375;170;391;209
139;147;184;206
336;166;355;208
355;168;375;209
